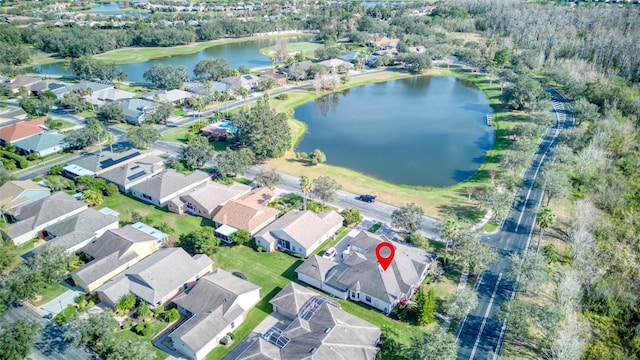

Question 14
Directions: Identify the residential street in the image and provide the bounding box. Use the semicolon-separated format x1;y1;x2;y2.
455;89;573;359
3;304;96;360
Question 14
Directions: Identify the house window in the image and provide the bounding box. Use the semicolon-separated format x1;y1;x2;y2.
195;274;200;280
230;321;235;329
278;239;291;250
183;283;188;290
365;295;371;303
142;194;152;201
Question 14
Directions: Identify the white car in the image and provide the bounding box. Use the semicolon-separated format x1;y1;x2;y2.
322;247;337;260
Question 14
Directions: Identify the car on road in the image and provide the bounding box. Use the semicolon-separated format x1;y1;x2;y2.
322;247;337;260
357;194;376;203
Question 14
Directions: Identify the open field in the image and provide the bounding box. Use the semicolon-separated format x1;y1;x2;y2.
263;66;514;219
93;33;313;65
259;41;323;59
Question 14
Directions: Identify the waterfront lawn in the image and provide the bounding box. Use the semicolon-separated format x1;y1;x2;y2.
259;41;323;59
98;194;215;236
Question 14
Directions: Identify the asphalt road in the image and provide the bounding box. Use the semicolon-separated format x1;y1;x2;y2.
455;89;573;359
3;304;97;360
244;166;442;239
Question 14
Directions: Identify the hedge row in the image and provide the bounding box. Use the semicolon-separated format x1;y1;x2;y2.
0;150;29;169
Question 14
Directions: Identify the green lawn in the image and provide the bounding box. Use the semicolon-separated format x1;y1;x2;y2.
208;243;427;359
113;320;169;360
259;41;323;59
47;119;76;130
98;194;215;236
31;282;69;306
160;127;191;142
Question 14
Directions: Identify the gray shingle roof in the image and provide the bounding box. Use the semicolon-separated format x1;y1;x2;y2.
238;283;380;360
269;282;318;318
66;149;143;175
73;225;159;286
170;269;260;354
117;98;157;121
28;208;118;256
180;181;251;213
97;248;213;305
99;155;164;189
5;192;87;239
256;210;343;249
130;169;210;201
298;231;434;305
13;130;67;153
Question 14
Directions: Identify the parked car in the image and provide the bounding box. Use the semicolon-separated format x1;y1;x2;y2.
357;194;376;203
322;247;337;260
209;167;222;178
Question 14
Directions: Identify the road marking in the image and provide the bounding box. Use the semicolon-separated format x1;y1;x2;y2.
494;319;508;360
470;272;503;359
456;271;486;342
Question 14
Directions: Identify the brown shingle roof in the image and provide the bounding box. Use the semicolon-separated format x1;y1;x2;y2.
0;116;48;142
212;188;278;233
3;76;40;90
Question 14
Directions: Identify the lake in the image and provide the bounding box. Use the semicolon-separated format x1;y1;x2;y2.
33;37;307;83
294;76;495;187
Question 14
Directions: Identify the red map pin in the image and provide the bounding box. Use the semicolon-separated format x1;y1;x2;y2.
375;242;395;271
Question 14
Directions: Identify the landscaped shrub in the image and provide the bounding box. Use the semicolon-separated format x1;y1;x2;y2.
104;183;119;196
227;332;234;340
0;150;28;168
140;323;152;336
27;153;39;161
135;323;145;334
220;337;229;346
153;306;164;318
122;323;130;330
161;308;180;323
340;208;363;226
137;301;153;319
49;164;64;175
256;246;266;253
1;158;16;170
275;93;289;100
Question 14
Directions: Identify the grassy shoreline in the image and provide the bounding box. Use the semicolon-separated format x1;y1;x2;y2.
265;67;512;220
26;32;313;67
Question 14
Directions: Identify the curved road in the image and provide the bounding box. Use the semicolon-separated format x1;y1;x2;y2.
455;88;573;359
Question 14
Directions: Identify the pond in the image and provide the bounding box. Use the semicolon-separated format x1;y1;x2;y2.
33;37;307;84
294;76;495;187
89;2;121;11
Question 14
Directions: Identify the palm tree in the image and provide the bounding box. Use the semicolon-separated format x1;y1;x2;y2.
441;219;459;268
299;176;313;211
536;207;555;253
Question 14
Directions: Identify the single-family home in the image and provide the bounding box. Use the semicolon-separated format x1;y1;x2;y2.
99;155;165;193
30;80;69;98
0;180;50;217
212;187;280;238
96;248;213;308
130;169;210;207
1;192;88;245
338;51;362;64
255;210;344;257
284;60;314;79
168;181;251;219
220;74;260;91
0;116;48;145
169;268;261;360
71;224;161;292
26;208;119;257
371;36;400;50
72;81;114;96
117;98;159;125
184;81;231;96
13;130;68;157
142;89;193;104
62;149;146;178
236;282;381;360
84;88;135;106
259;69;288;86
318;58;355;73
296;231;436;314
2;75;41;94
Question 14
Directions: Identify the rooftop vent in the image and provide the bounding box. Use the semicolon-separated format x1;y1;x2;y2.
308;347;316;354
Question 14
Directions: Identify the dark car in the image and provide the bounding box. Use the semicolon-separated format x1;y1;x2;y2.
357;194;376;203
209;167;222;178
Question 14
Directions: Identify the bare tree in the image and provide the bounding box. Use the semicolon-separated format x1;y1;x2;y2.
273;39;290;64
549;311;589;360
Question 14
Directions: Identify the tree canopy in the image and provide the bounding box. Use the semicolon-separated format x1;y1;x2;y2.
193;58;235;81
231;96;291;160
178;228;220;256
391;203;424;233
127;124;160;150
143;64;190;90
180;135;214;168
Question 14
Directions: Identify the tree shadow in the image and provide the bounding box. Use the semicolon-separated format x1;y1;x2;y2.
438;203;485;223
35;322;72;355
